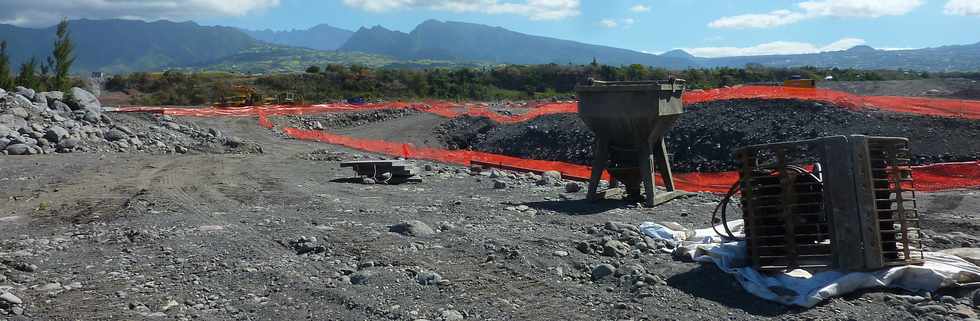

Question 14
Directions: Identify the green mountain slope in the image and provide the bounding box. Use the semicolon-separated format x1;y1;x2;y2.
241;24;354;51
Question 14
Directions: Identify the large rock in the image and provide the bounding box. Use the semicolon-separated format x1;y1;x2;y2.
591;264;616;281
40;91;64;102
0;138;9;150
105;128;128;141
12;94;32;109
45;126;69;143
69;87;102;113
56;138;80;152
50;100;72;114
940;248;980;266
15;86;35;100
0;88;6;96
0;114;27;131
5;143;31;155
7;107;29;120
389;220;435;237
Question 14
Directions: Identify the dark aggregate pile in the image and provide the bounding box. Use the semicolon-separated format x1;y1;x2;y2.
436;99;980;172
287;109;418;130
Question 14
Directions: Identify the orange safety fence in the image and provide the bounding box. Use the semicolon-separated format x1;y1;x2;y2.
115;85;980;121
282;127;980;193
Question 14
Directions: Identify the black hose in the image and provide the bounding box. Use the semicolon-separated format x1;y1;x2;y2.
712;164;823;241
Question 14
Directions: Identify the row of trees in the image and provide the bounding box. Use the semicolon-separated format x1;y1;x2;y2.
0;19;75;91
104;62;952;105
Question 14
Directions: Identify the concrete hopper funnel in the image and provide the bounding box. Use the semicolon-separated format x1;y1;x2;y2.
575;79;686;207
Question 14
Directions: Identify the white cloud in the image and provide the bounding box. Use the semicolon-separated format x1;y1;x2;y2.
630;4;651;12
945;0;980;15
599;18;635;28
709;0;923;29
0;0;279;27
683;38;866;58
342;0;581;21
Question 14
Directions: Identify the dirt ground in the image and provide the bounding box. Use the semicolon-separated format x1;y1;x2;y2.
2;112;979;321
820;78;980;99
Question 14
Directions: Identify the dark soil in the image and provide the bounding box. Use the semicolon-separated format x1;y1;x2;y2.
436;99;980;172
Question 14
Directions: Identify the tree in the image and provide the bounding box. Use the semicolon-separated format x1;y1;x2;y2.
50;18;75;91
305;65;321;74
0;41;13;90
15;57;40;89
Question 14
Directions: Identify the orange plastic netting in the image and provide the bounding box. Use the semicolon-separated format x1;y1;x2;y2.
119;86;980;193
281;126;980;193
117;85;980;121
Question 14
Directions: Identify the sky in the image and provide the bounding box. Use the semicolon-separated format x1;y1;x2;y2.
1;0;979;57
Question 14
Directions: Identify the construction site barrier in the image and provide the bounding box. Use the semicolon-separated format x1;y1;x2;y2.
116;85;980;122
282;127;980;193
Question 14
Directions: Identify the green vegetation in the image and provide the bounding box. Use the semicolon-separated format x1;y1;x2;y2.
0;41;13;89
104;63;952;105
51;19;76;91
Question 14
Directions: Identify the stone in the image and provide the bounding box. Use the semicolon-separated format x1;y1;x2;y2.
105;128;128;141
0;114;28;131
40;91;64;102
5;143;31;155
175;145;189;154
115;125;135;136
909;304;947;315
8;107;29;120
0;138;9;150
591;264;616;281
208;128;223;138
940;248;980;266
15;86;35;100
45;126;69;143
13;94;33;110
552;250;569;257
493;179;508;189
69;87;102;113
361;177;376;184
57;138;81;151
350;271;373;285
564;182;582;193
0;291;23;305
973;289;980;307
602;240;630;257
441;310;464;321
83;110;101;123
389;220;435;237
50;100;71;115
537;170;562;186
416;271;442;285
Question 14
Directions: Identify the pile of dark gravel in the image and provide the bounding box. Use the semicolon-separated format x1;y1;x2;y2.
436;99;980;172
287;109;419;130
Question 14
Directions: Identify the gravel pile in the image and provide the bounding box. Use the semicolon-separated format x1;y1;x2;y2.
0;86;262;156
288;109;419;130
436;99;980;172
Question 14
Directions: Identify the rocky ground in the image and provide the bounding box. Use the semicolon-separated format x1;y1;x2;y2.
434;99;980;172
1;86;262;157
820;78;980;99
1;97;979;321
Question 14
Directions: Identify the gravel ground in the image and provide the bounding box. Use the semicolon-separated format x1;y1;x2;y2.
819;78;980;99
436;99;980;172
1;102;978;321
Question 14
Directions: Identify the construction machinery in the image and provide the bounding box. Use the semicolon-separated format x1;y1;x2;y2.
735;135;923;272
214;85;262;108
783;75;817;88
575;79;686;207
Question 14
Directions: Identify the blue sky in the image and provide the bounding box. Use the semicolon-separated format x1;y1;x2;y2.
4;0;980;57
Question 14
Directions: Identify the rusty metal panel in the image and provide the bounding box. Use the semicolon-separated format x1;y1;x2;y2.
737;135;923;273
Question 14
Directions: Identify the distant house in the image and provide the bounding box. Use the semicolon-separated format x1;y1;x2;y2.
90;72;106;80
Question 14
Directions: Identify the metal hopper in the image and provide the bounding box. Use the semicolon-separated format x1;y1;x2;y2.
575;79;686;207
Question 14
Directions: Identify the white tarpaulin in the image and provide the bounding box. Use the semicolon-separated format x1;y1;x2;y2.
639;221;980;308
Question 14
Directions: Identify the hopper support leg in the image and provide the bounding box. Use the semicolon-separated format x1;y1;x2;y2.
655;138;676;192
639;141;658;207
588;138;609;201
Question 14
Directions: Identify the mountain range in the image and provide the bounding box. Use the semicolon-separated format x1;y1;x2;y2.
0;18;978;73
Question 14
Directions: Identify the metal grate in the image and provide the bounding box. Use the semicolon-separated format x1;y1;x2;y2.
737;135;923;273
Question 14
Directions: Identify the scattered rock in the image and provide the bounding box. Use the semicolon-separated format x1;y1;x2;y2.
44;126;69;143
350;271;373;285
537;170;562;186
493;179;508;189
940;248;980;265
361;177;376;185
69;87;102;113
15;86;35;100
972;289;980;307
602;240;630;257
0;291;23;305
416;271;442;285
5;143;31;155
591;264;616;281
552;250;569;257
105;128;128;141
8;107;29;119
440;309;464;321
389;220;436;237
564;182;582;193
